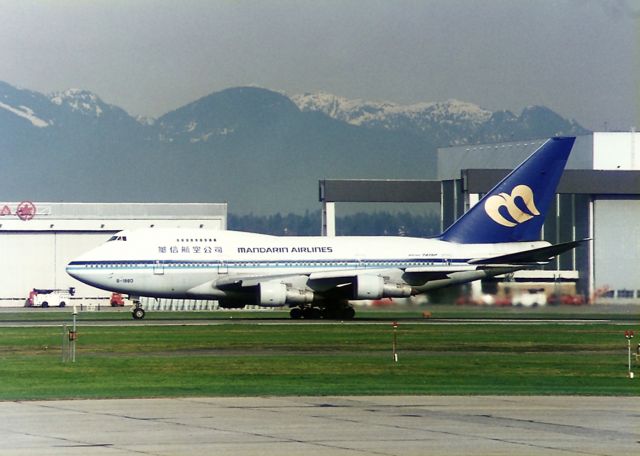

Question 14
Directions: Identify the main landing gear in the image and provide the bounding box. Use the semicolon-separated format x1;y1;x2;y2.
289;304;355;320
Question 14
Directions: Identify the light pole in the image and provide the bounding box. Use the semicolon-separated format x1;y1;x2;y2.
70;304;78;363
625;330;635;378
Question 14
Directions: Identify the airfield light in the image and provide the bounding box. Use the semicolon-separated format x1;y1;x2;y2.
392;321;399;363
625;330;635;379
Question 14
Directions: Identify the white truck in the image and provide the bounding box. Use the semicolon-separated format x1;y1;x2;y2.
27;288;75;308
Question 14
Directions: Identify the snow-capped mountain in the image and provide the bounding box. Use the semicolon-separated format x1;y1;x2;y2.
0;100;50;128
292;92;492;128
0;81;589;214
49;88;107;117
0;83;122;121
292;92;586;146
0;81;55;129
46;88;146;134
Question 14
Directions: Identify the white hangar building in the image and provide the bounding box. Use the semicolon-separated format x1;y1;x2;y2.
0;202;227;307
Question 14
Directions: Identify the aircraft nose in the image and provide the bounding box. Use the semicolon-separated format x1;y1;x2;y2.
66;258;88;282
66;248;101;286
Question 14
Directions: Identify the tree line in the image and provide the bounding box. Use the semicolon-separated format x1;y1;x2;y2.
228;211;440;237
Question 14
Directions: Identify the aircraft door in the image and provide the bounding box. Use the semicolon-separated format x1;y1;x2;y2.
153;260;164;275
218;262;228;275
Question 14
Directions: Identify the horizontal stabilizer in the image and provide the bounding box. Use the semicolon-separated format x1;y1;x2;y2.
468;239;590;265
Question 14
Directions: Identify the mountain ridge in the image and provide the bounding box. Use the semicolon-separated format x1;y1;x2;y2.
0;82;589;214
291;91;585;146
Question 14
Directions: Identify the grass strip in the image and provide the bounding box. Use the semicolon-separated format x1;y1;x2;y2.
0;322;637;400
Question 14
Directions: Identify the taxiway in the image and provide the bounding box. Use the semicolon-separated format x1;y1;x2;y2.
1;396;638;455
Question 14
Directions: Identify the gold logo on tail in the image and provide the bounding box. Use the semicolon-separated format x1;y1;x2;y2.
484;185;540;227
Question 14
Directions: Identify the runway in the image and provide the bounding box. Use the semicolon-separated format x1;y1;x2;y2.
2;396;638;455
0;318;632;329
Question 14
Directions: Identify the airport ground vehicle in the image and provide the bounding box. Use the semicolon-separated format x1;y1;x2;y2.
26;287;75;308
110;292;128;306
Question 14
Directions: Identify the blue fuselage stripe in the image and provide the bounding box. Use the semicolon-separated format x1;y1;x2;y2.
67;258;470;271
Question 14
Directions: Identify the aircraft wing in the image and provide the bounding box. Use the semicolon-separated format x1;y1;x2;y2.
468;239;590;265
215;270;364;293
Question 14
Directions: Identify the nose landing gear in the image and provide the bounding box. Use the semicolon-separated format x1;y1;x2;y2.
131;299;145;320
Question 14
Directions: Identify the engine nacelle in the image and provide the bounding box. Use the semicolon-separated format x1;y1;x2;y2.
354;275;412;299
258;282;314;307
258;282;288;306
354;275;385;299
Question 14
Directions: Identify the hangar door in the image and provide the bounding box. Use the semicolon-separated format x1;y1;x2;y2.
593;198;640;295
0;233;55;301
0;232;113;302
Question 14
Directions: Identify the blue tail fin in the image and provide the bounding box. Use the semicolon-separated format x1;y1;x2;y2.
439;136;575;244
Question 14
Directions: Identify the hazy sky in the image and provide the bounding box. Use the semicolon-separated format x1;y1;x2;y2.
0;0;637;130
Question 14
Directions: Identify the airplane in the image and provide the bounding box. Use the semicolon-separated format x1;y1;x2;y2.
67;136;585;320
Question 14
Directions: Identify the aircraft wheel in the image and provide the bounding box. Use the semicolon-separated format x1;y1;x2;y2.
290;307;303;319
302;306;313;319
321;306;342;320
311;307;322;319
322;307;337;319
341;306;355;320
132;307;145;320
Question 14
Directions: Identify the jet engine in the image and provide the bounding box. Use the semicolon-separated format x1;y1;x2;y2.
258;281;314;307
354;275;412;299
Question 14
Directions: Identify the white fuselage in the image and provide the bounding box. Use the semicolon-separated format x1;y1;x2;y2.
66;228;547;303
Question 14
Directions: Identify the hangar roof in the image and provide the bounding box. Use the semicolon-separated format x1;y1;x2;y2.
0;202;227;231
436;135;594;180
464;169;640;195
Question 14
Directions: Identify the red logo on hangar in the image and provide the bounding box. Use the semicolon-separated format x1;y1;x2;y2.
0;201;38;221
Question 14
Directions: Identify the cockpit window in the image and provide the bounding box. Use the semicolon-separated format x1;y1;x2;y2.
107;235;128;242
